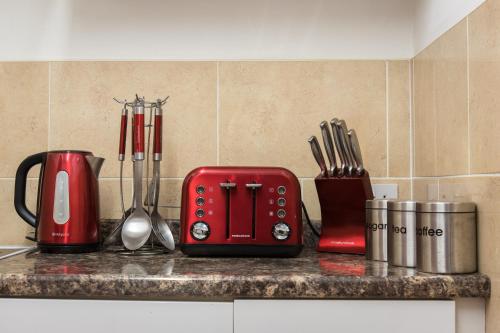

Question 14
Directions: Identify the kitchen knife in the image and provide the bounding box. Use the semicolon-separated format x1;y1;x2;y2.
336;119;356;176
348;129;365;175
330;118;346;177
319;121;337;176
308;136;328;177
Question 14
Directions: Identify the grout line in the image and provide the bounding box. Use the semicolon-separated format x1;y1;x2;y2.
299;176;412;181
414;173;500;179
216;62;220;166
409;59;414;200
47;62;51;149
385;61;390;178
466;16;471;175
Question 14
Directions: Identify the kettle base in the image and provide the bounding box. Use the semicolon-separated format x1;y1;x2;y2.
38;243;100;254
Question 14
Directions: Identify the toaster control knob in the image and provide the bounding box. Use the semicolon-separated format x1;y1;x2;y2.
195;208;205;218
277;209;286;218
277;198;286;207
196;185;205;194
277;186;286;195
272;222;291;241
191;221;210;241
196;197;205;206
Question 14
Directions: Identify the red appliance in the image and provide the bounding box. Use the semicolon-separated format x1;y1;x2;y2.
315;174;373;254
180;166;303;256
14;151;104;253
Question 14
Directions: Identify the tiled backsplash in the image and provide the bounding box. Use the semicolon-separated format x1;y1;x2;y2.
413;1;500;331
0;60;412;245
0;0;497;331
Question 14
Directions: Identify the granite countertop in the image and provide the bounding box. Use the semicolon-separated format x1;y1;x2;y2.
0;247;490;301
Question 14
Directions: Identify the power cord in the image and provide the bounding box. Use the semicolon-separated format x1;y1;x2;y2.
301;201;320;237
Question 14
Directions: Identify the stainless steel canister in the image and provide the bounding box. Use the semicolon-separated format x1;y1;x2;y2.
365;200;388;261
416;202;477;274
387;201;417;267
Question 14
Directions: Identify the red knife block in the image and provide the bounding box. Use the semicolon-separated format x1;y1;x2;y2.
315;173;374;254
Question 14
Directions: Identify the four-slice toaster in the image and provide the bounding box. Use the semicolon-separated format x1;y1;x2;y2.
180;166;303;256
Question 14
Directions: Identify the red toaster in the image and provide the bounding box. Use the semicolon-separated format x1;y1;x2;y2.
180;166;303;256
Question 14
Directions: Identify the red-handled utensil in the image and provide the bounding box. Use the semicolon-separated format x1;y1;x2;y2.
121;98;152;250
153;106;162;161
133;105;145;161
150;100;175;250
118;106;128;161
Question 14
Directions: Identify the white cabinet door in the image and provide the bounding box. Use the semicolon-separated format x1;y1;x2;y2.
234;299;455;333
0;299;233;333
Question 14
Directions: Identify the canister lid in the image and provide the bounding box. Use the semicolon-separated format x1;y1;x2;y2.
387;200;416;212
365;199;388;209
416;201;476;213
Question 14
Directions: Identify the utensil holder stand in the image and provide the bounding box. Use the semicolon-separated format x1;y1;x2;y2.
315;173;374;254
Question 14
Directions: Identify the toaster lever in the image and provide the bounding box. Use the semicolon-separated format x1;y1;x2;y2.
245;183;262;189
220;182;236;189
246;182;262;239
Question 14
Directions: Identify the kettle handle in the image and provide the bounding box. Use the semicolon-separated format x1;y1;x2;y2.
14;152;46;227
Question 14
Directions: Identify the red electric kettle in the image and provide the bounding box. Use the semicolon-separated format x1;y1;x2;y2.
14;150;104;253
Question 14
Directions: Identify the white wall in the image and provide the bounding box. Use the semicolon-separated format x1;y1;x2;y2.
413;0;485;55
0;0;488;60
0;0;413;60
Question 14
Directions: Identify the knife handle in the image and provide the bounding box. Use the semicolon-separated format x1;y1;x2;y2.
153;102;163;161
320;121;337;176
330;119;346;177
348;129;364;175
337;119;356;175
308;136;327;177
118;107;128;161
133;102;145;160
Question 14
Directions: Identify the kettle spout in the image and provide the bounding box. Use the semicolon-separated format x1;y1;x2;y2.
85;156;105;178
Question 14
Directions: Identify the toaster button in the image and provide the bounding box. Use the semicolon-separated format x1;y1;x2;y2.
196;197;205;206
191;221;210;241
277;186;286;195
277;198;286;207
196;185;205;194
277;209;286;219
195;208;205;218
272;222;291;241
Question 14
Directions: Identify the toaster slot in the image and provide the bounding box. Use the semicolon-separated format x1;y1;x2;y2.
246;182;262;239
220;181;236;239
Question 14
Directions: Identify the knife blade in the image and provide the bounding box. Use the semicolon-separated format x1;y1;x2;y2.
308;136;328;177
319;121;337;176
348;129;364;175
330;118;346;177
336;119;356;176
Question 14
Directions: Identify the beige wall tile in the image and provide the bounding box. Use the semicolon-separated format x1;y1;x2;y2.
0;62;48;177
412;178;439;201
0;179;37;245
387;61;411;177
99;178;132;219
219;61;387;178
157;179;183;220
371;178;411;200
413;47;437;176
49;62;217;179
469;0;500;173
302;179;320;220
413;20;468;176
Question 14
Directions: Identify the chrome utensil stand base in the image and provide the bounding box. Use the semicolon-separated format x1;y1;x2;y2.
113;246;169;256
